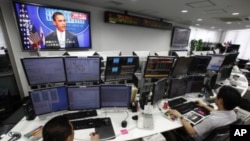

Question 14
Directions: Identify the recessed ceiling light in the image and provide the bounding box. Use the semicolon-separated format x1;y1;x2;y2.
211;26;215;29
181;10;188;13
196;24;200;26
232;12;239;15
218;29;222;31
197;18;203;21
245;25;250;28
226;22;232;24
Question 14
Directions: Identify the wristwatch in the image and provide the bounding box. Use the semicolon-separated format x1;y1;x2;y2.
179;116;184;120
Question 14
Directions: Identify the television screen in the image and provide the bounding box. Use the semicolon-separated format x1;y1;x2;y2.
144;56;175;78
29;86;68;115
105;56;139;82
13;1;91;51
171;26;191;48
67;86;100;110
100;85;131;108
21;57;66;86
207;54;225;71
64;57;100;83
168;78;187;98
188;56;211;74
151;78;167;105
171;56;193;77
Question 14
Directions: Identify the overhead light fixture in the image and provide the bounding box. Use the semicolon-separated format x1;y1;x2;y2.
211;26;215;29
181;10;188;13
197;18;203;21
245;25;250;28
226;22;232;24
196;24;200;26
232;12;239;15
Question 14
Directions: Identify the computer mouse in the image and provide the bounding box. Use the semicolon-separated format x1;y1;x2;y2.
132;115;138;120
121;120;127;128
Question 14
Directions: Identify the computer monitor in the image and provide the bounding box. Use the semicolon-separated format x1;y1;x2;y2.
171;56;193;77
67;86;100;110
186;76;205;93
144;56;175;78
221;52;239;67
168;78;187;98
151;78;167;105
219;65;233;81
64;57;101;83
100;85;131;108
105;56;139;82
207;54;225;71
188;56;211;74
21;57;66;86
29;86;68;116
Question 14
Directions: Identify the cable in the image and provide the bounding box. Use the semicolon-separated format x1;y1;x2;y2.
123;110;129;121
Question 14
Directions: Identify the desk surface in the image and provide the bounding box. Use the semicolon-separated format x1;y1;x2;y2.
1;102;182;141
2;72;248;141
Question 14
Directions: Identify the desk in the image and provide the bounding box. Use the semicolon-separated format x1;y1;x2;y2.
1;103;182;141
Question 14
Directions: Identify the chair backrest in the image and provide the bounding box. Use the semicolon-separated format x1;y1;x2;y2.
202;119;242;141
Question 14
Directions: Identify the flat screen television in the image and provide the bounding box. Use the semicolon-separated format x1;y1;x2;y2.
168;78;187;98
188;55;211;74
185;76;205;93
151;78;167;105
171;56;193;77
67;86;100;110
100;85;131;108
144;56;175;78
21;57;66;86
206;54;225;71
171;26;191;48
13;1;91;51
105;56;139;82
29;86;68;116
64;57;101;83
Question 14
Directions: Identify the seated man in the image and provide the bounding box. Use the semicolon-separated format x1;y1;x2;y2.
43;115;99;141
163;85;241;141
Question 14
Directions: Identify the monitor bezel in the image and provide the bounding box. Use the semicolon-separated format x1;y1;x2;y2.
63;56;101;83
29;86;68;116
21;57;66;86
66;86;101;110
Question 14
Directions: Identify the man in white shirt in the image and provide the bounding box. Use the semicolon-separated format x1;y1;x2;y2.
165;85;241;141
45;12;79;48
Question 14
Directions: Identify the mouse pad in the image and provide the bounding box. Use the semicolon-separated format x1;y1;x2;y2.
95;117;115;140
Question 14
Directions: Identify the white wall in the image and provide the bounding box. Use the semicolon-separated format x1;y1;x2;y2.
0;0;172;97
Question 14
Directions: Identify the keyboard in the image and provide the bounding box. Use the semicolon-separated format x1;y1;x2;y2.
168;97;187;107
71;117;111;130
63;110;97;120
172;101;199;114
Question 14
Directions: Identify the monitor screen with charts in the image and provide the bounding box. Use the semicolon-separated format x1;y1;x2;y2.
100;85;131;108
144;56;175;78
105;56;139;82
221;52;239;67
64;57;101;83
29;86;68;115
207;54;225;71
21;57;66;86
67;86;100;110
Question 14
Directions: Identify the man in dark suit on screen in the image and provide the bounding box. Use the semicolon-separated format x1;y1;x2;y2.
45;12;79;48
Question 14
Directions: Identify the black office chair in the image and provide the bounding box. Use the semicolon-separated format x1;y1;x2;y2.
202;118;242;141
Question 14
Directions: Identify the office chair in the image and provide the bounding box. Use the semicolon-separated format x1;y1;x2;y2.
202;118;242;141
